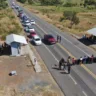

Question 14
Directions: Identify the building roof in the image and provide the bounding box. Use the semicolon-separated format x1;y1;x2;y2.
87;28;96;36
6;34;28;45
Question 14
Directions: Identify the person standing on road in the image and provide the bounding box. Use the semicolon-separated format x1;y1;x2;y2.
57;35;59;42
91;54;94;63
67;64;71;74
59;36;61;43
67;56;72;74
62;58;66;70
59;58;63;70
80;56;83;64
72;58;75;65
67;56;72;65
59;58;65;70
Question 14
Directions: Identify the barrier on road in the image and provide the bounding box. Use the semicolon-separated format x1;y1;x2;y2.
27;45;42;73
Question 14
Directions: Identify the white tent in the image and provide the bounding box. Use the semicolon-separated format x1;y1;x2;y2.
87;28;96;36
6;34;27;45
6;34;28;56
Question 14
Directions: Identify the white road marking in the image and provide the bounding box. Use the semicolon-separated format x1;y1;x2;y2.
69;74;77;85
82;91;88;96
36;24;47;34
43;44;77;85
43;44;59;62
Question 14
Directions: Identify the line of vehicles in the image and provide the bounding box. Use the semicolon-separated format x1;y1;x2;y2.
11;2;57;46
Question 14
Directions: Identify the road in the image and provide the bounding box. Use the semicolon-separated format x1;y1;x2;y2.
8;0;96;96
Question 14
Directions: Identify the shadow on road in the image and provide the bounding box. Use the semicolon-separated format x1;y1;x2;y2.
60;71;68;74
78;38;96;46
42;39;54;46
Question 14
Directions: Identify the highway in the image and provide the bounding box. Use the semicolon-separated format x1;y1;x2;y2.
8;0;96;96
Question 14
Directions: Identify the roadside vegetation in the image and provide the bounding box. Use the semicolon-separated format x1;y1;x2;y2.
17;0;96;35
0;0;23;40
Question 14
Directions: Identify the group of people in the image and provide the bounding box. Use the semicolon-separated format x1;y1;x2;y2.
71;54;96;65
59;56;72;74
0;42;11;55
59;55;96;74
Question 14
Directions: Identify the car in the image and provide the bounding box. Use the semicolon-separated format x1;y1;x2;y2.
32;35;42;45
24;26;35;32
44;34;56;44
30;20;36;25
12;2;15;6
18;8;23;13
22;21;32;27
21;15;28;21
30;32;37;38
18;12;23;17
15;5;19;9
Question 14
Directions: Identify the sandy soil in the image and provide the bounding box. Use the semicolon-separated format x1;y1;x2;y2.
0;54;63;96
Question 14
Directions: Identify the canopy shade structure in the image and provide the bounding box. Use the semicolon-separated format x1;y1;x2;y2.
6;34;28;45
87;28;96;36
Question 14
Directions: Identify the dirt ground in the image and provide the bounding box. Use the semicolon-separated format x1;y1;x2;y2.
0;55;34;87
0;53;63;96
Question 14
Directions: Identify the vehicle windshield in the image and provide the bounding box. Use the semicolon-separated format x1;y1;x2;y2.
35;38;40;41
31;32;36;34
31;20;34;22
25;21;30;23
47;35;53;38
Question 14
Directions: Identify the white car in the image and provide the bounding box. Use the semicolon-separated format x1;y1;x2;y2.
24;25;35;32
22;21;31;27
32;35;42;45
30;20;36;25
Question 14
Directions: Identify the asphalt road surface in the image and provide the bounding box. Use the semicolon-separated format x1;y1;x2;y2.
8;0;96;96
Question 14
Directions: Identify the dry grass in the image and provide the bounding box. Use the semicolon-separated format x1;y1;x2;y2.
18;2;96;36
0;8;23;40
0;86;59;96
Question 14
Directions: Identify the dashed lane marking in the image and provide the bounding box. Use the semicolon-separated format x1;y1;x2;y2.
82;91;88;96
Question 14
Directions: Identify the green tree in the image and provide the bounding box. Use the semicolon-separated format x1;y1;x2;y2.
28;0;33;4
63;11;79;28
40;0;61;5
84;0;96;6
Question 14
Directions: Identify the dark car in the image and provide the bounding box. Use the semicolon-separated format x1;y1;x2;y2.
44;34;56;44
18;12;23;17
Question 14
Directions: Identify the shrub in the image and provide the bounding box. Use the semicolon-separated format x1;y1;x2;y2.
59;17;64;22
28;0;33;4
87;5;96;10
17;0;27;3
63;11;79;28
0;0;8;9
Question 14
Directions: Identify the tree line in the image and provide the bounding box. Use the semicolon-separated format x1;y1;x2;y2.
17;0;96;7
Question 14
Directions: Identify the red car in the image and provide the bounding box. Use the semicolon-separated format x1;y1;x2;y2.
18;12;23;17
30;32;37;38
44;34;56;44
